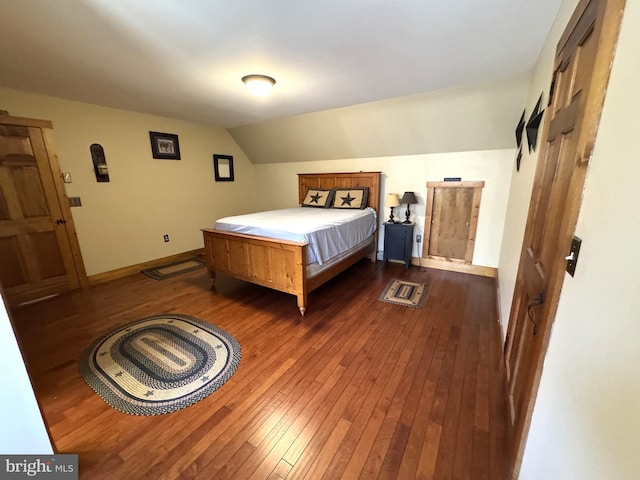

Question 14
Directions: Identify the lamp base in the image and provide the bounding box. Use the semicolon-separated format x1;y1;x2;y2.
403;205;411;224
387;206;398;224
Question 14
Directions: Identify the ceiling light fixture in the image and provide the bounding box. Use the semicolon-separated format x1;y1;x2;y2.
241;74;276;96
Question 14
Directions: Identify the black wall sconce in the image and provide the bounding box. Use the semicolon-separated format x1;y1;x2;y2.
90;144;109;182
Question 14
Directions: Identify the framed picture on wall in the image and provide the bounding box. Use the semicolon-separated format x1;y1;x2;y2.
213;154;234;182
149;131;181;160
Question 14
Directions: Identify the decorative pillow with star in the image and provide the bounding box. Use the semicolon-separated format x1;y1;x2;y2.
301;188;335;208
331;188;369;209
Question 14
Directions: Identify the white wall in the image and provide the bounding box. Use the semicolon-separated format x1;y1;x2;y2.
229;77;528;164
0;294;53;454
254;150;514;267
518;1;640;478
0;87;256;276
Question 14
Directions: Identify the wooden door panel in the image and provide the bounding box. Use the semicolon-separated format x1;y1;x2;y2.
30;232;67;279
0;115;86;306
0;125;32;153
423;181;483;263
504;0;626;476
0;237;26;288
429;187;472;259
0;181;9;220
13;164;50;218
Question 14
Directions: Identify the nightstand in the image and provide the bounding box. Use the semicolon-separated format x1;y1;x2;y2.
383;222;414;268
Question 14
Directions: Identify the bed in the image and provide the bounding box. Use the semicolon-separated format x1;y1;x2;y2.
201;171;381;315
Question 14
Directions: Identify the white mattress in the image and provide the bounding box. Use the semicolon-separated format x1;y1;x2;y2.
214;207;377;265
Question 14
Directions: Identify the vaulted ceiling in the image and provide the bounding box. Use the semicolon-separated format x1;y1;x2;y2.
0;1;562;128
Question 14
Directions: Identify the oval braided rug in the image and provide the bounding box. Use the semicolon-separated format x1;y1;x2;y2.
78;313;241;415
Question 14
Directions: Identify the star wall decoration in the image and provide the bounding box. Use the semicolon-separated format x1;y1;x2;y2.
526;93;545;153
515;109;526;148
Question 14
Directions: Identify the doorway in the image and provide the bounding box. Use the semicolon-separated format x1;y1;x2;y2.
0;112;87;307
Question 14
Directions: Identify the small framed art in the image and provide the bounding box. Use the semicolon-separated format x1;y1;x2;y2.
149;131;181;160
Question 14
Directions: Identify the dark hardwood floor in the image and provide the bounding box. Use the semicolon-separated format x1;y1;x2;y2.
10;259;508;479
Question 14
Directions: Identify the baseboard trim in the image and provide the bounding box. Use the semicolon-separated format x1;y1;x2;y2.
494;271;506;337
412;257;497;278
88;248;205;285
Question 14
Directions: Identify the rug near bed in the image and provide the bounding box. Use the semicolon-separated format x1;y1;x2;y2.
141;257;206;280
78;313;241;415
378;278;427;308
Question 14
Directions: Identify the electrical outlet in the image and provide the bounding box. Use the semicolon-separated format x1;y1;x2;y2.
416;234;422;243
163;234;169;242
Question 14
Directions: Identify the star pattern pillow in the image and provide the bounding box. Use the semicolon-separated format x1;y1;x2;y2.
301;188;335;208
332;188;369;209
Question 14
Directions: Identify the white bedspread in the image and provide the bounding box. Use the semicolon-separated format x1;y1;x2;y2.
214;207;377;265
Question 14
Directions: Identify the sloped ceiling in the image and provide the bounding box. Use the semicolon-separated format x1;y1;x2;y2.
228;76;530;163
0;1;561;129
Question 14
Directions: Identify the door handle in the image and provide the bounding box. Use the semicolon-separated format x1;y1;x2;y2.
527;291;545;335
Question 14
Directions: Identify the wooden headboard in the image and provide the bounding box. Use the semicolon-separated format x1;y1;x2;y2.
297;172;382;215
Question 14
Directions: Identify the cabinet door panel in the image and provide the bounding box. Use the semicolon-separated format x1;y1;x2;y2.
422;181;483;263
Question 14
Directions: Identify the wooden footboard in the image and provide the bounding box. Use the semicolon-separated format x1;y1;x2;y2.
202;228;309;314
202;228;376;315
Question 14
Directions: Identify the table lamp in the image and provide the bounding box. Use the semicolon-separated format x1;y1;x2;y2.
401;191;418;224
385;193;400;223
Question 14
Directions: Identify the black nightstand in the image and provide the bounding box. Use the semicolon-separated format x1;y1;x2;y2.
383;222;414;268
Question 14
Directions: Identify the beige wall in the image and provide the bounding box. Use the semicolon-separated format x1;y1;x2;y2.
501;0;640;478
0;87;256;275
1;77;519;276
255;150;514;267
229;77;528;164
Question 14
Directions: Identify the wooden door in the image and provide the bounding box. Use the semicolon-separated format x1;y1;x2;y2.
0;113;87;307
422;181;484;263
504;0;625;476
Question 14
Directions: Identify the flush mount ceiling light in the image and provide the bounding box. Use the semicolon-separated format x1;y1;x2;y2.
241;74;276;96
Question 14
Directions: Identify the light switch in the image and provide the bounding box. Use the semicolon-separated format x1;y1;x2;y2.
62;172;72;183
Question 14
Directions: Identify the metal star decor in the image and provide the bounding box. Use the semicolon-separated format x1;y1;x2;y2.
515;109;526;148
526;93;545;153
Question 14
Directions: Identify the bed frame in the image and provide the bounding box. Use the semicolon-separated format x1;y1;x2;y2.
202;171;381;315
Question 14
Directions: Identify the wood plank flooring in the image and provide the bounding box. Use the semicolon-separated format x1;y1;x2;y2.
10;259;508;479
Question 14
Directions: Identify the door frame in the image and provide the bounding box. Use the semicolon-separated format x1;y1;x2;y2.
0;112;88;301
503;0;626;477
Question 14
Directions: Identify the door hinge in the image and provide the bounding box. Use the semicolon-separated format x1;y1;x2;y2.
55;218;67;225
